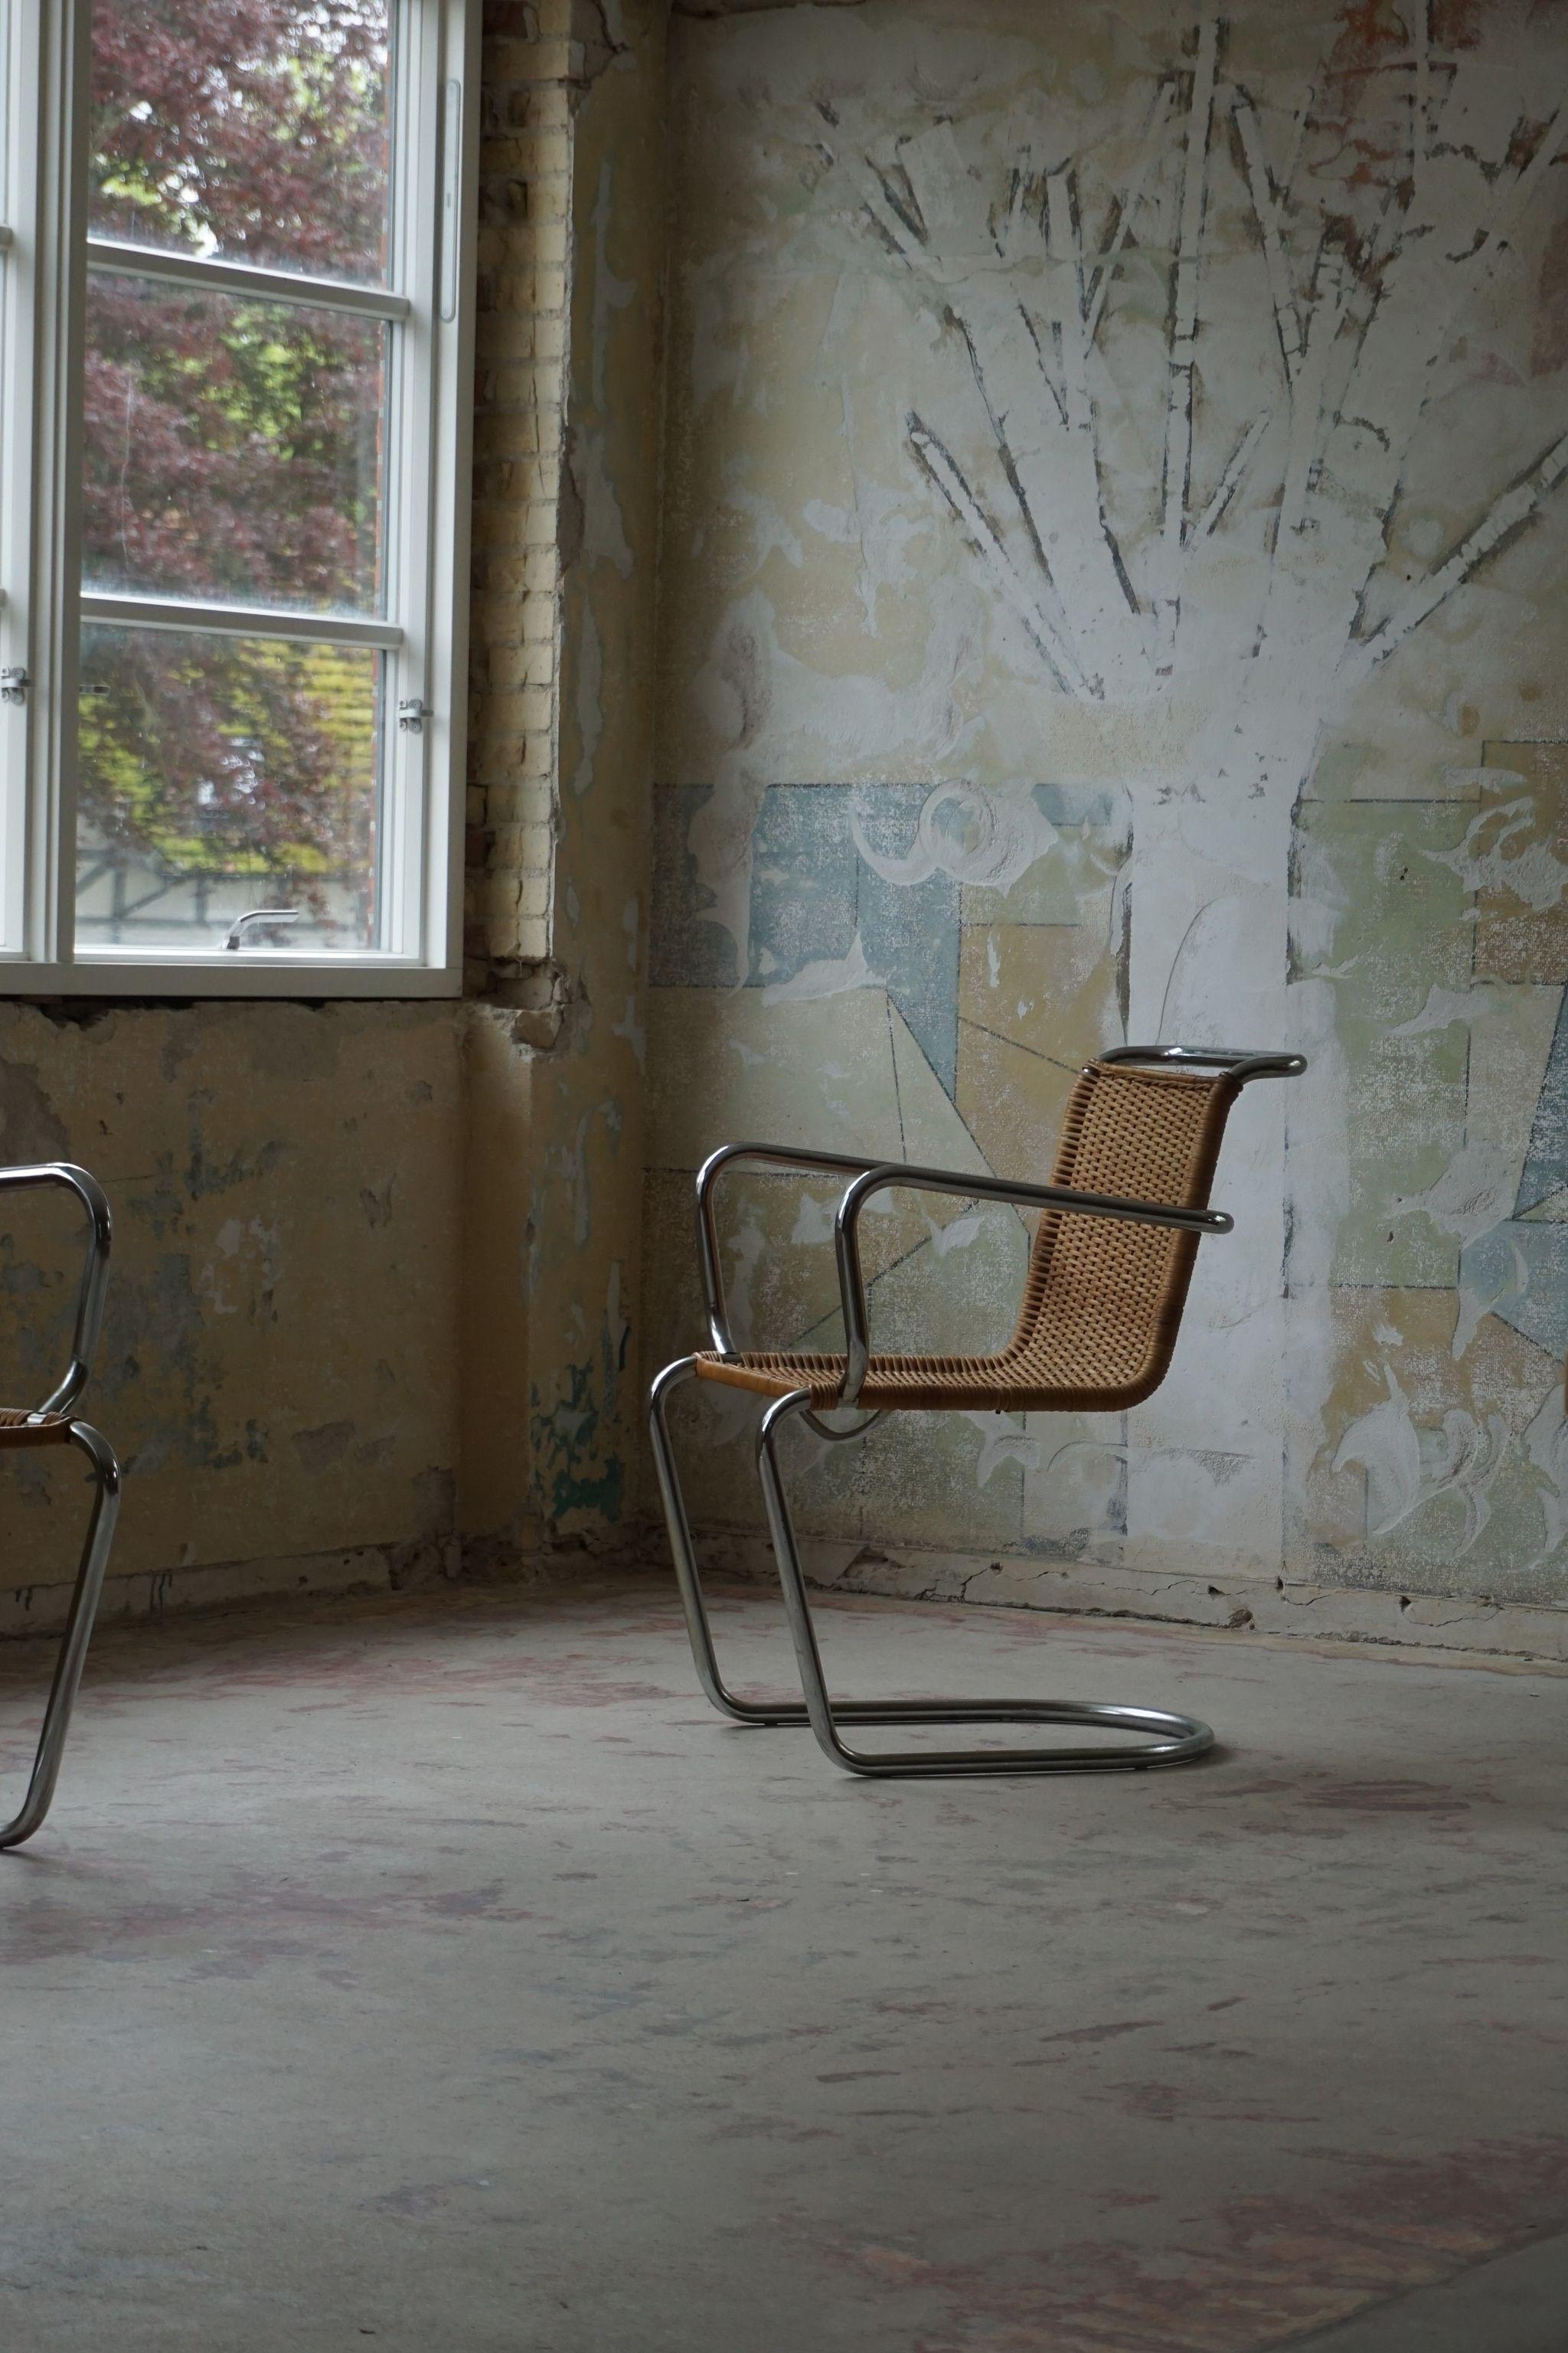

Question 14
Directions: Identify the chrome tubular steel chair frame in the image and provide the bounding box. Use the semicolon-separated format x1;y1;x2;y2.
0;1165;121;1849
650;1044;1305;1779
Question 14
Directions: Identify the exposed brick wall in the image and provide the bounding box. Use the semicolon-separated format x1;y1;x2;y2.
459;1;663;1568
467;1;577;998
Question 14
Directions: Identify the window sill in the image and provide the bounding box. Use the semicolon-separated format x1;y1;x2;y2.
0;955;463;1002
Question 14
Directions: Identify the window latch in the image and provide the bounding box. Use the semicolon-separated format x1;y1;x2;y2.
1;668;28;705
398;699;435;734
224;909;299;952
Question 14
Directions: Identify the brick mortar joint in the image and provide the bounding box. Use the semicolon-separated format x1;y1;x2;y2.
461;955;597;1054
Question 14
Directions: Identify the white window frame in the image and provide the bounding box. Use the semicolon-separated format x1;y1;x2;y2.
0;0;477;998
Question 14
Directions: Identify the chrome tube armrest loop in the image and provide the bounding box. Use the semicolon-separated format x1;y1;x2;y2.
694;1141;884;1355
0;1163;113;1416
1098;1043;1307;1084
831;1163;1233;1410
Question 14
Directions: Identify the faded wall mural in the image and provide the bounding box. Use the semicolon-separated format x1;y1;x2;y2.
0;1002;463;1633
645;0;1568;1626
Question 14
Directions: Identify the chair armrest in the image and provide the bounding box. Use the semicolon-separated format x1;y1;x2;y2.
1099;1043;1306;1082
694;1142;884;1355
0;1163;113;1416
831;1162;1232;1410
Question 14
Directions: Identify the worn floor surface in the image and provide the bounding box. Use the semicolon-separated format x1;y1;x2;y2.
1;1574;1565;2352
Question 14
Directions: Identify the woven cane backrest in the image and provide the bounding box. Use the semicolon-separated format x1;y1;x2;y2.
1005;1061;1240;1405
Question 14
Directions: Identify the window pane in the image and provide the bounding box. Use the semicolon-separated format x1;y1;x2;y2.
89;1;393;286
76;625;383;953
83;271;385;614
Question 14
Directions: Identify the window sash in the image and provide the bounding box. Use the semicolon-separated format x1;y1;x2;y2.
85;240;413;323
1;0;34;956
0;0;475;995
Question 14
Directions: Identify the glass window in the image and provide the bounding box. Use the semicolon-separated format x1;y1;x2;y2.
0;0;474;992
82;273;387;614
87;0;394;285
77;624;384;952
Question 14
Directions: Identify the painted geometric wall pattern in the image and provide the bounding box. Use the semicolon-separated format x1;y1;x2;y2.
646;0;1568;1603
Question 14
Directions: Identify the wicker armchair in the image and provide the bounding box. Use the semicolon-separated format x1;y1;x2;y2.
0;1165;120;1848
650;1044;1304;1779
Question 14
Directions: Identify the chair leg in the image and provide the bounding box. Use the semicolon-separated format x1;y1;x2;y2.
650;1355;957;1730
650;1357;805;1724
0;1421;121;1850
756;1387;1214;1778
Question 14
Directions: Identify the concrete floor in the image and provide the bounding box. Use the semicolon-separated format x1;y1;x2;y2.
1;1576;1565;2353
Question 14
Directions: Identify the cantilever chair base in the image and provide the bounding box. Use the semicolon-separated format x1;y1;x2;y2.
652;1047;1305;1781
651;1358;1213;1778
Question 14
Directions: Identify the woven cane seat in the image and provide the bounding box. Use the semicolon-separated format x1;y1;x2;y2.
0;1408;73;1448
695;1060;1240;1413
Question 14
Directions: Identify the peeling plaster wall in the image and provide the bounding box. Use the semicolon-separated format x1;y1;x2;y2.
18;0;1568;1656
643;0;1568;1652
528;0;665;1536
0;1004;462;1629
